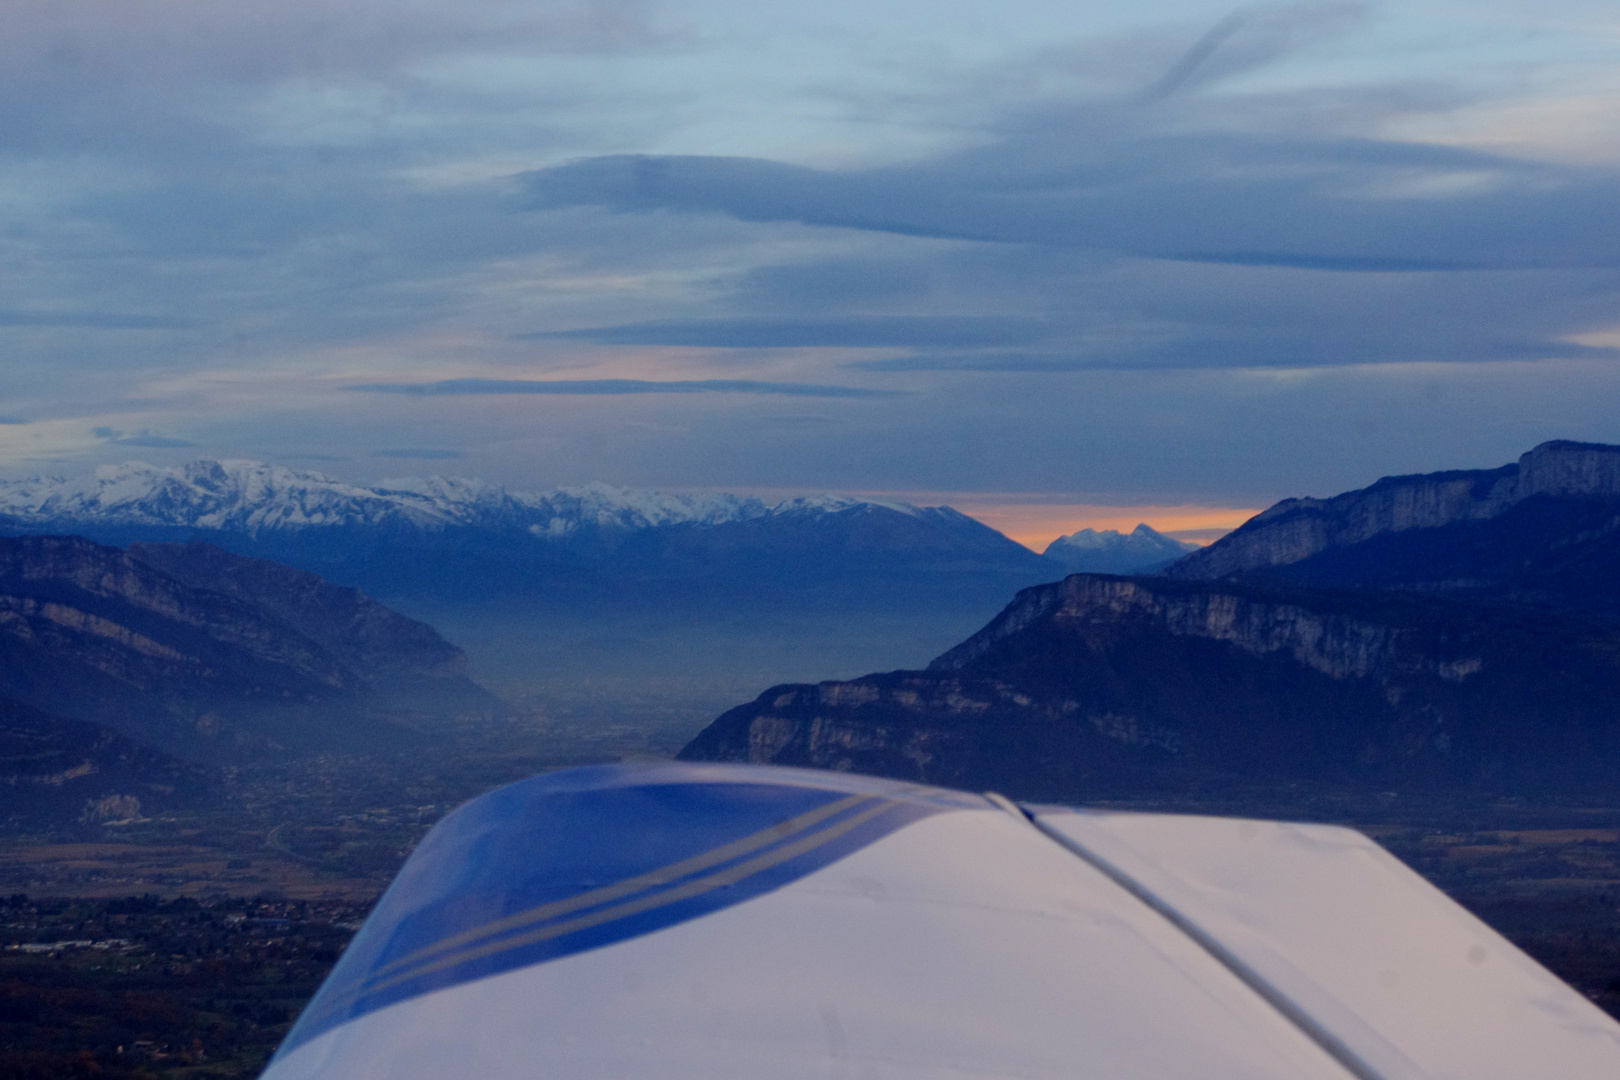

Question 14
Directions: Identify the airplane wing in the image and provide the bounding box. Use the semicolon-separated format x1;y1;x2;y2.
262;763;1620;1080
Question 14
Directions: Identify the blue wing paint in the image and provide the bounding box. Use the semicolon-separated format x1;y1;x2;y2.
277;763;979;1059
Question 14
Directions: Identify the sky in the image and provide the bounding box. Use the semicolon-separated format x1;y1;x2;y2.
6;0;1620;543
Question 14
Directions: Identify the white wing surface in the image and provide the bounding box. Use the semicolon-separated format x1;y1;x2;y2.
262;763;1620;1080
1031;808;1620;1080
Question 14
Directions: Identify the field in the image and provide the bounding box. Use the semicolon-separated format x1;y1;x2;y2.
0;895;368;1079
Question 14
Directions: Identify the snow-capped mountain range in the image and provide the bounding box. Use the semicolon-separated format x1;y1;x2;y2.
0;460;927;538
0;458;1056;614
0;460;1164;705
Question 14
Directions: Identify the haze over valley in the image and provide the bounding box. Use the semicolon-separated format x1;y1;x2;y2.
0;459;1113;738
10;440;1620;822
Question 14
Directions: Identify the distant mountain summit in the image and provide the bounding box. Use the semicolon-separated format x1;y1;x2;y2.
1043;523;1197;574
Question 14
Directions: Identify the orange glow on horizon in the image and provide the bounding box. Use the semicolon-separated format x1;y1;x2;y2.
942;502;1263;553
657;485;1264;554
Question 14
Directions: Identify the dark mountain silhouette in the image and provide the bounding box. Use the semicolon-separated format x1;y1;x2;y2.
0;536;494;762
1165;440;1620;614
126;541;480;715
682;573;1620;801
684;440;1620;803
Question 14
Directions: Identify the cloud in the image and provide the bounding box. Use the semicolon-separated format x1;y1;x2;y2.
93;427;197;447
731;260;937;312
527;316;1052;348
0;0;666;148
347;378;901;398
115;434;198;447
1138;3;1370;102
845;338;1620;372
0;311;200;329
517;61;1620;372
524;137;1620;273
373;448;463;459
5;0;1620;500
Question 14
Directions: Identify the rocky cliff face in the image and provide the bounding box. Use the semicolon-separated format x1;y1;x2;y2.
1168;440;1620;580
931;575;1424;679
0;536;493;760
681;572;1620;800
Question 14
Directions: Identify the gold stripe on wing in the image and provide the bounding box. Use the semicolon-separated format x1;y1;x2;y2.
356;792;872;991
347;798;901;1008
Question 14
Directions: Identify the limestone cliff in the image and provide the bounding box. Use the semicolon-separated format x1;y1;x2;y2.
1167;440;1620;581
930;575;1423;680
681;572;1620;801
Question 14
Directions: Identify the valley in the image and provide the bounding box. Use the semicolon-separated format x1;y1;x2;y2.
6;442;1620;1075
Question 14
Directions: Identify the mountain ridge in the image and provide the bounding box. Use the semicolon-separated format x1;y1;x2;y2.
0;458;1061;587
1167;440;1620;582
683;439;1620;802
0;459;946;538
0;535;494;761
680;570;1620;800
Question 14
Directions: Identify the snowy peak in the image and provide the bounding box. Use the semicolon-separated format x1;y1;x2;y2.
1043;523;1198;574
0;460;485;533
0;459;930;537
514;482;773;536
